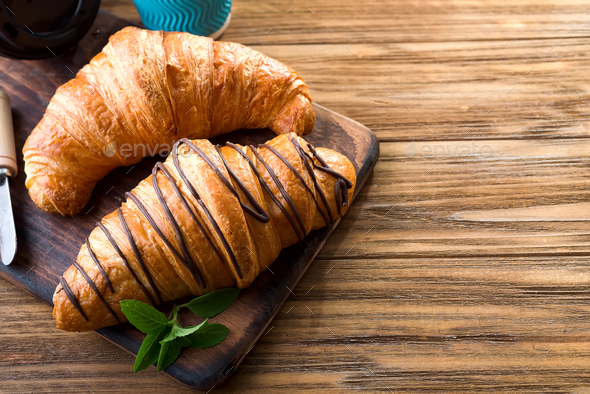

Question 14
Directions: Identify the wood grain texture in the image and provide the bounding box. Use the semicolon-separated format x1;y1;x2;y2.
320;138;590;259
3;0;590;392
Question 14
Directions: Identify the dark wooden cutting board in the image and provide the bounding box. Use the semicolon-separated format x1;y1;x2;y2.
0;11;379;390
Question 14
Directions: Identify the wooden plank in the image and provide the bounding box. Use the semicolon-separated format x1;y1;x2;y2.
221;0;590;45
4;255;590;392
319;138;590;259
251;39;590;142
103;0;590;47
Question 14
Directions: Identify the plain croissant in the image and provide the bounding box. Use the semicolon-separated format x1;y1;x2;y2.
23;26;315;216
52;133;356;331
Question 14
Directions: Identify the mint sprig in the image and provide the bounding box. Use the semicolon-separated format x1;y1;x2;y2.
189;323;230;349
184;288;241;317
161;318;209;343
120;288;240;372
120;300;169;334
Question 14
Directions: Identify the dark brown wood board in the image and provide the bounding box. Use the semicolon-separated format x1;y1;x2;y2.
0;10;379;390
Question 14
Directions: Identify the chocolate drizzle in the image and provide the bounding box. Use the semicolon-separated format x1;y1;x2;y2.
86;238;115;293
125;190;206;290
226;142;305;241
334;179;349;215
96;221;156;306
261;142;331;226
117;207;163;304
287;136;334;224
248;145;307;241
153;163;225;270
173;139;243;280
306;143;354;189
73;261;121;323
214;144;270;223
305;143;353;215
59;276;88;321
60;135;354;323
152;162;206;289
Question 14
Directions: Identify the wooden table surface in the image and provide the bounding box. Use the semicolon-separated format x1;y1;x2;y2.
3;0;590;392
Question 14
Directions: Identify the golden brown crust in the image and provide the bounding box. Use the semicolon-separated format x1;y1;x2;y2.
24;26;315;216
52;133;355;331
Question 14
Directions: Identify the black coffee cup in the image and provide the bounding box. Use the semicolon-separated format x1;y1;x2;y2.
0;0;101;59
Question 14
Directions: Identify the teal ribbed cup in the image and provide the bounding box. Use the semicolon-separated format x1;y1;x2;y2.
132;0;232;39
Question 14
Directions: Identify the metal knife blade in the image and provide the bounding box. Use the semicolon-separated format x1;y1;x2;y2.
0;169;16;265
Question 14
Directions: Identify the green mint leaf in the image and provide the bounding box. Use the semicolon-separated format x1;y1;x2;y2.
120;299;169;334
157;339;183;372
184;288;240;318
134;327;170;372
189;322;230;349
174;336;192;348
161;319;209;343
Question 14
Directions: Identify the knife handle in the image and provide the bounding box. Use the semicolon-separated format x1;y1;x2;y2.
0;90;17;177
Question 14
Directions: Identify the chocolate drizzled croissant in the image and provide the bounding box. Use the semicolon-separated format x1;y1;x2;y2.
52;133;356;332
